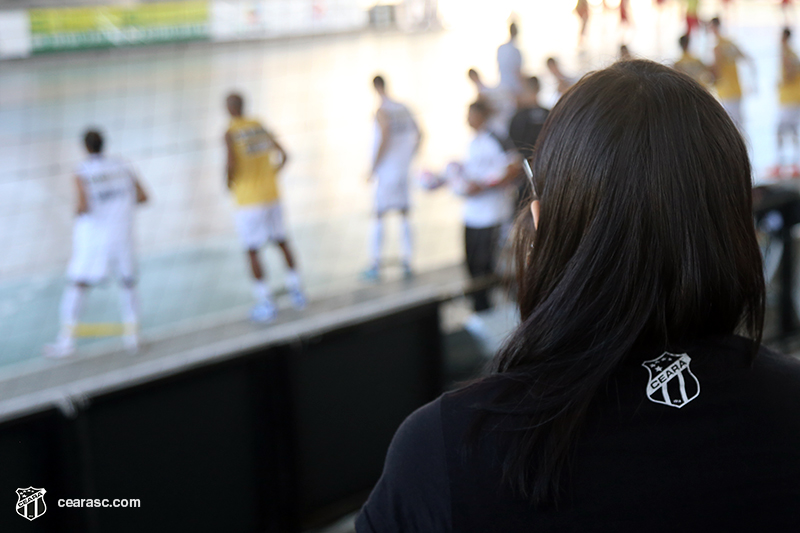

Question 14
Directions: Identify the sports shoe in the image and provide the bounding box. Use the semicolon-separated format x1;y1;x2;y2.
123;334;140;354
250;300;278;324
360;266;380;283
288;287;307;310
43;341;75;359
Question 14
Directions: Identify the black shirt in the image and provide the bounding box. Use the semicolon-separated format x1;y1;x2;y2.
356;336;800;532
508;105;550;159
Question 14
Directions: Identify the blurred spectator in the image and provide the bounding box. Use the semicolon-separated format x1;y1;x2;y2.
509;76;549;207
468;68;517;138
459;100;519;313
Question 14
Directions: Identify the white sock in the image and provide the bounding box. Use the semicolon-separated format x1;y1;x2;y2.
58;285;85;343
401;217;413;266
120;286;139;331
253;280;272;304
370;218;384;268
285;270;301;292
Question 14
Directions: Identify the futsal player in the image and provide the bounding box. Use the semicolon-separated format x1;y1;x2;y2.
710;17;753;127
497;22;524;96
225;93;306;323
575;0;590;45
686;0;700;36
782;0;794;25
674;34;714;87
45;130;148;358
362;75;421;282
771;28;800;178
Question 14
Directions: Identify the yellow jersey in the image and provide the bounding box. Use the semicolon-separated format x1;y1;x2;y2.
227;117;280;206
714;37;742;100
780;46;800;105
674;52;711;87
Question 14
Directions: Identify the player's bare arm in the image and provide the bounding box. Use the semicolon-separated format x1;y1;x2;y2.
412;118;423;154
465;158;521;197
785;48;799;81
134;179;149;205
495;159;523;188
225;131;236;189
267;132;289;172
712;47;723;78
75;175;89;215
370;109;391;181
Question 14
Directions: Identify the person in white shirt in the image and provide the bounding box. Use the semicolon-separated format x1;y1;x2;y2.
45;130;148;358
362;75;422;281
468;68;517;140
497;22;524;96
456;100;519;312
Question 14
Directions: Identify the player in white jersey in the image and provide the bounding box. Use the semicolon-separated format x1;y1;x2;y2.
497;22;524;96
362;75;421;281
45;130;148;358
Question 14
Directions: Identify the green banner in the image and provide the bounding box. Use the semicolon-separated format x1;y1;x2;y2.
29;1;209;53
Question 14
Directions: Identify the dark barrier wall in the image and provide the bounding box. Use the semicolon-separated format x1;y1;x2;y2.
0;302;442;532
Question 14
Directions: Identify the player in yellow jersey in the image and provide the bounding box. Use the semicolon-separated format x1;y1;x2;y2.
771;28;800;178
674;34;714;87
710;17;754;127
225;93;306;323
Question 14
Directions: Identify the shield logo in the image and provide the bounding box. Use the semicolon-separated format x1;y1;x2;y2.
641;352;700;408
16;487;47;521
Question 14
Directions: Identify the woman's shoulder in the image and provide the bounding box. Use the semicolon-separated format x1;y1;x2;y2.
355;398;451;533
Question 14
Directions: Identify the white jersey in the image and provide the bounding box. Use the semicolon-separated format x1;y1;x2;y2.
497;40;523;95
67;155;138;283
77;155;137;231
372;98;419;213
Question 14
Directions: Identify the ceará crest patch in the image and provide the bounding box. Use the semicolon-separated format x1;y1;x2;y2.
641;352;700;408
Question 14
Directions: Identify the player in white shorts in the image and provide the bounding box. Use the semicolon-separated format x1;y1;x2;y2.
45;130;149;358
771;27;800;178
226;93;306;322
362;75;421;281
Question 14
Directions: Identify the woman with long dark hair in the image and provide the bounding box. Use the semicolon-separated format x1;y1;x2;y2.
356;60;800;531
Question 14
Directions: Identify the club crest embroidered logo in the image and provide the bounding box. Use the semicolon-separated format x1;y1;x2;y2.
16;487;47;521
642;352;700;408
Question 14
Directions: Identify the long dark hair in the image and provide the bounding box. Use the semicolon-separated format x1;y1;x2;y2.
479;60;765;505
